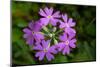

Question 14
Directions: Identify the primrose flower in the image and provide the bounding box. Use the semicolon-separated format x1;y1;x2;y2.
23;7;77;61
23;21;44;45
39;7;61;26
33;40;57;61
57;33;76;55
59;14;76;36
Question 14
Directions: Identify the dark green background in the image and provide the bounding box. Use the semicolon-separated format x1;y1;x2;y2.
12;1;96;66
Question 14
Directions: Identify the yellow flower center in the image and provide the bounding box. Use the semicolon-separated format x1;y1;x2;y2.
47;15;52;18
32;31;34;35
65;40;69;45
43;43;50;52
44;48;47;52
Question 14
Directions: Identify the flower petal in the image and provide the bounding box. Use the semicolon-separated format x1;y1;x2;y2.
62;46;67;55
69;39;76;48
40;18;49;26
23;28;31;34
70;39;77;43
49;46;58;54
59;33;67;41
33;44;43;50
23;34;30;38
29;21;42;32
59;21;66;28
41;40;50;48
46;52;54;61
49;7;53;15
50;18;59;26
65;27;76;35
28;22;34;30
52;11;61;18
62;14;68;23
44;7;50;15
66;46;70;54
39;51;45;61
68;33;76;39
35;51;41;57
69;43;76;48
57;43;65;51
68;18;76;27
39;9;47;17
63;46;70;55
26;38;34;45
34;32;44;41
35;51;45;61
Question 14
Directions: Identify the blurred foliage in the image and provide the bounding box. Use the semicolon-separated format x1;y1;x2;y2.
12;1;96;66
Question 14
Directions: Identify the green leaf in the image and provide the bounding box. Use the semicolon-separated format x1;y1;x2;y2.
12;39;36;64
12;28;22;42
51;53;68;63
15;18;28;28
32;4;39;12
71;41;95;62
85;21;96;36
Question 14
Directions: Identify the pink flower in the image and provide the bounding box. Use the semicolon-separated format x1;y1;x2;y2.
23;21;44;45
33;40;57;61
57;33;76;55
59;14;76;37
39;7;61;26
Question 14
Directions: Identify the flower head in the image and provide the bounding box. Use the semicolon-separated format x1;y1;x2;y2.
39;7;61;26
33;40;57;61
23;21;44;45
57;33;76;55
59;14;76;37
23;7;77;61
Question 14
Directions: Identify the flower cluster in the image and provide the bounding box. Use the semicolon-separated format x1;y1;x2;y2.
23;7;76;61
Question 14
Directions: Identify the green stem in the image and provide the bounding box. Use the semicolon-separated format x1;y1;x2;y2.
42;26;50;33
55;29;63;34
